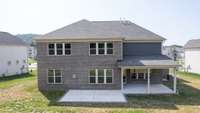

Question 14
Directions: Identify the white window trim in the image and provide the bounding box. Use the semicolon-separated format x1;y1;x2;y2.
47;69;63;84
47;43;71;56
89;42;113;56
89;69;113;84
105;69;113;84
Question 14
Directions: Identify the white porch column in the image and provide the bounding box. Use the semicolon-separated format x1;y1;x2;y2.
173;68;177;93
147;68;150;94
121;68;124;91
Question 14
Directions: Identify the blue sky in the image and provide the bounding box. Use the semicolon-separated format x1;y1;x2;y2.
0;0;199;45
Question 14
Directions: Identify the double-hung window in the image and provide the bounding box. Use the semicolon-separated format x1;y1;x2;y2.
89;43;96;55
56;43;63;55
65;43;71;55
89;69;113;84
89;42;113;55
98;43;105;55
106;69;113;83
48;43;71;55
47;69;63;84
89;70;96;83
106;43;113;54
98;69;104;83
48;44;55;55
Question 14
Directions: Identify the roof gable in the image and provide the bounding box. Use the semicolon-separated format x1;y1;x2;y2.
0;32;27;46
185;39;200;49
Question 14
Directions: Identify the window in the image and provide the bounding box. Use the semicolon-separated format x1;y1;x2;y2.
23;60;26;63
98;69;104;83
65;43;71;55
8;61;11;66
48;69;63;84
89;42;113;55
48;70;54;83
89;69;113;84
56;43;63;55
130;69;147;80
106;69;113;83
89;70;96;83
90;43;96;55
48;43;71;55
131;73;137;79
107;43;113;54
48;44;55;55
138;73;144;79
16;60;19;65
98;43;105;55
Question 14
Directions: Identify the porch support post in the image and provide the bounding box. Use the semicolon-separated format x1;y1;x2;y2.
147;68;150;94
121;68;124;91
173;68;177;93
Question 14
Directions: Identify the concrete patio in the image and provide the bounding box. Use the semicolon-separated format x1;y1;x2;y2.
123;84;175;94
59;90;127;103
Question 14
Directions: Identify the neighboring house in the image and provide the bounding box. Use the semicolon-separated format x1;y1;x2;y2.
35;19;179;94
28;45;37;59
0;32;29;77
162;45;184;70
184;39;200;74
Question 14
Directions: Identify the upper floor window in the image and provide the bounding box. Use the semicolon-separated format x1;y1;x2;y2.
90;43;96;55
89;42;113;55
107;43;113;54
48;43;71;56
56;43;63;55
48;44;55;55
65;43;71;55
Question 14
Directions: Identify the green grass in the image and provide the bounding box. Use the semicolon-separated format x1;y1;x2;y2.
1;71;200;113
28;58;37;64
0;72;35;89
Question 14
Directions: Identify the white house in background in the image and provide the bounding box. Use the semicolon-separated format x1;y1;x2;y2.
184;39;200;74
0;32;29;77
162;45;184;70
28;46;37;59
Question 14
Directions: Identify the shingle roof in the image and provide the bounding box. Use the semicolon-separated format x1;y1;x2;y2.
118;55;179;67
36;19;165;41
184;39;200;49
0;32;27;46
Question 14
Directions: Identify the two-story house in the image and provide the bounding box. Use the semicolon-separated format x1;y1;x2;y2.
35;19;178;95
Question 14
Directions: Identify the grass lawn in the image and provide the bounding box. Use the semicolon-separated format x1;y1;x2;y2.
28;58;37;64
0;71;200;113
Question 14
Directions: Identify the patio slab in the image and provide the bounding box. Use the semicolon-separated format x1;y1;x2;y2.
59;90;127;103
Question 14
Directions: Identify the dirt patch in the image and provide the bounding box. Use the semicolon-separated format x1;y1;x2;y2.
0;84;30;102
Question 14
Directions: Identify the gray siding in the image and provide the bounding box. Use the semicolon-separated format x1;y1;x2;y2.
37;41;122;91
123;42;162;56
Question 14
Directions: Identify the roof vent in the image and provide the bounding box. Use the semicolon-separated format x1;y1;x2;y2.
120;17;131;25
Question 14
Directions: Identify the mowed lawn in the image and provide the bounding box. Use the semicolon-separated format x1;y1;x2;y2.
1;71;200;113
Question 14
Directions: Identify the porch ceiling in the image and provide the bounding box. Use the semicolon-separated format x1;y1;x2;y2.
118;55;179;68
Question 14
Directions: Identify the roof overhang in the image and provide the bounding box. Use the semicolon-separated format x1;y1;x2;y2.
118;55;180;69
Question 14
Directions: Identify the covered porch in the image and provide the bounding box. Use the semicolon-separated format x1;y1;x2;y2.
118;55;179;95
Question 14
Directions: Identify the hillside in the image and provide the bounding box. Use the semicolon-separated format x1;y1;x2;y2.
16;34;41;45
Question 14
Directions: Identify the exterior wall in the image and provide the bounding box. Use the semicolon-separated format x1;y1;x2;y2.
37;41;123;91
123;42;162;56
185;48;200;74
28;46;37;59
0;45;28;77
